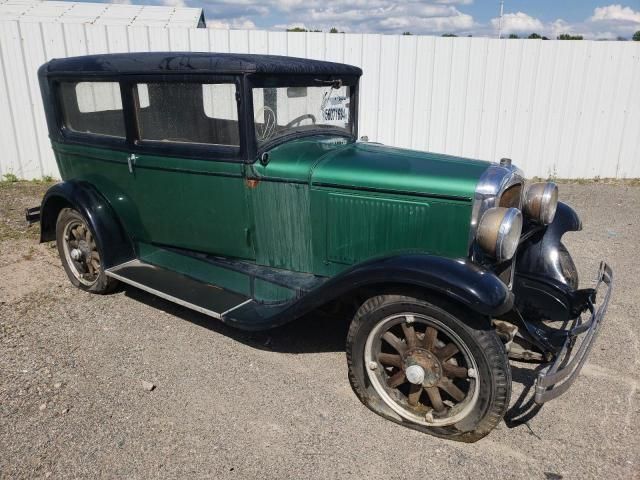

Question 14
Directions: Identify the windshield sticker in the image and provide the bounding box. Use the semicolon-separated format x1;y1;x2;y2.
321;95;349;126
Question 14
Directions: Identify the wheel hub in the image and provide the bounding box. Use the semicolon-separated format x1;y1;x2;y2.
404;348;443;388
62;220;100;286
78;240;91;257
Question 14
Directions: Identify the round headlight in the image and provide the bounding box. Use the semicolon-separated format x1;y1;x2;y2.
476;207;523;262
524;182;558;225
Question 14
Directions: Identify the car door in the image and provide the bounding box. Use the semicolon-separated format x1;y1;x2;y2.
123;78;254;261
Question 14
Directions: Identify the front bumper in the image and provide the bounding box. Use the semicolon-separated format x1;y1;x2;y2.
534;262;613;404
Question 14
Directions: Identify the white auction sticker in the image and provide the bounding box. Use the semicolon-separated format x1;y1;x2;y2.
321;95;349;126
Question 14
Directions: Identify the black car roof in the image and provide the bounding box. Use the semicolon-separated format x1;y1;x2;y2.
40;52;363;77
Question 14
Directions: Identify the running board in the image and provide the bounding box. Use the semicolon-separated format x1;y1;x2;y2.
106;259;251;320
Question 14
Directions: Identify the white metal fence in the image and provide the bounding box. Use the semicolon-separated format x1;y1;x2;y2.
1;21;639;180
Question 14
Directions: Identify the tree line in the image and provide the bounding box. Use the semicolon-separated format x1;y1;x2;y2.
439;31;640;41
286;27;640;41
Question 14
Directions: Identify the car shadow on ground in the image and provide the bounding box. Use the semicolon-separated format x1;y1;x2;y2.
505;364;546;431
122;285;546;427
122;286;351;354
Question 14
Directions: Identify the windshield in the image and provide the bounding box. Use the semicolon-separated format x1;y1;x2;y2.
252;84;353;146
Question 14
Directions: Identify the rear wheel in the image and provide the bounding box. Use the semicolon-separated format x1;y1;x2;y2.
56;208;118;294
346;294;511;442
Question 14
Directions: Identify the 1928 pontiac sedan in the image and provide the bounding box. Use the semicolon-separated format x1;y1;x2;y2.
30;52;612;442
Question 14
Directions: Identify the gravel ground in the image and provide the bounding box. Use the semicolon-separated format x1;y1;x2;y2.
0;181;638;479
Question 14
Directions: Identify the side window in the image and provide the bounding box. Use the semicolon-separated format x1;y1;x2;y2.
58;81;126;138
135;82;239;148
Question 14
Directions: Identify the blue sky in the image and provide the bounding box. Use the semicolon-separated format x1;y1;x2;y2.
108;0;640;39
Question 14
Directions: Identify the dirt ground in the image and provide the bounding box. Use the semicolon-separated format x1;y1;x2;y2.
0;180;638;479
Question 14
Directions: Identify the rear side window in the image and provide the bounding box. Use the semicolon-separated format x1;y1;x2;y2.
58;81;126;138
134;82;239;148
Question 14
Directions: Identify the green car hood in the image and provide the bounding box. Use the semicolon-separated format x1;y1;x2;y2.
260;137;490;201
311;141;489;200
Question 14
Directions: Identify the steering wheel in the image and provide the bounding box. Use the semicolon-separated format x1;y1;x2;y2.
255;106;277;141
285;114;316;129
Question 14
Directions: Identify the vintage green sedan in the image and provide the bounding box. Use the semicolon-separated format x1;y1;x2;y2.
30;52;611;442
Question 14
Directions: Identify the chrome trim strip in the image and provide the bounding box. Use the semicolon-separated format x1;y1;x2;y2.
106;266;223;320
221;299;253;317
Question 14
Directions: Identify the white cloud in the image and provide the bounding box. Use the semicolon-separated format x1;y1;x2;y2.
434;0;473;4
207;17;256;29
272;22;308;30
587;4;640;36
379;12;473;32
590;4;640;23
199;0;476;34
188;1;640;38
490;12;544;33
485;5;640;39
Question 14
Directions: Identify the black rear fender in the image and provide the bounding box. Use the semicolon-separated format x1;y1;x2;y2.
39;181;135;268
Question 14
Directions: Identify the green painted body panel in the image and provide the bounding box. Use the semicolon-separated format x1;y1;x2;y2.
249;181;313;272
324;192;470;264
310;142;489;199
250;136;352;182
52;136;489;301
252;137;487;276
54;142;254;260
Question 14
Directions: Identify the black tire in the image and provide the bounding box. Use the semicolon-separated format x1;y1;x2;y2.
56;208;118;294
346;294;511;442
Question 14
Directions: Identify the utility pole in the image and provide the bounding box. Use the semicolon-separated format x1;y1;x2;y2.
498;0;504;39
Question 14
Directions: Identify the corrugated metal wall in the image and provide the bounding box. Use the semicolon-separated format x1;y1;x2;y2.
1;21;639;180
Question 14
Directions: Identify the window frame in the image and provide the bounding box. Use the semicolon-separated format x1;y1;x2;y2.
126;74;246;163
54;78;128;149
246;74;360;160
51;73;249;163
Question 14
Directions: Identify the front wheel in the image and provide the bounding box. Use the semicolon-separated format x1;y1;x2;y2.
56;208;118;294
346;294;511;442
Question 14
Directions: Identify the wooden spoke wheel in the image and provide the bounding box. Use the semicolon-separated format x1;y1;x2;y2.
347;295;511;442
56;208;118;294
62;217;101;286
364;312;479;427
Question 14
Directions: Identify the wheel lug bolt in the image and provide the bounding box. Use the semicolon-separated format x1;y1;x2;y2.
368;361;378;370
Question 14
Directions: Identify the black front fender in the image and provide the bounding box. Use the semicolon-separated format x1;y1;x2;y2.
516;202;581;289
230;254;514;330
40;181;135;268
324;254;514;317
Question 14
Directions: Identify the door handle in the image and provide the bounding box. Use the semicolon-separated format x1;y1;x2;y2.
127;154;138;173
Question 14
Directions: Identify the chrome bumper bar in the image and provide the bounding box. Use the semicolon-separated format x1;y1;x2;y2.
534;262;613;404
